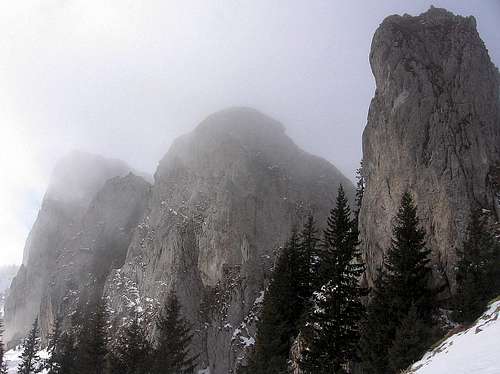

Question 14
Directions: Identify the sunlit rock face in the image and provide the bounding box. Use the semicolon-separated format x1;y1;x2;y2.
105;107;354;373
4;151;134;343
359;7;500;291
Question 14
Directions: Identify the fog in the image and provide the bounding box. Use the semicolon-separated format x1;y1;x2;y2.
0;0;499;265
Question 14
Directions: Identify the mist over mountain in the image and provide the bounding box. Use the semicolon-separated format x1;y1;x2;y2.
1;4;499;374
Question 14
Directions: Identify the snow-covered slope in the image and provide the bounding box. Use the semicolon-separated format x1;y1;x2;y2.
411;298;500;374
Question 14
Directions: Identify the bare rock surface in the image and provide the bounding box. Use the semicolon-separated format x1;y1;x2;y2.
359;7;500;289
4;151;134;343
105;107;353;373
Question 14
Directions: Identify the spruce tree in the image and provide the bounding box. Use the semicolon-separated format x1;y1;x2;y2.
74;296;109;374
109;313;152;374
0;318;7;374
388;305;433;372
56;331;76;374
297;216;319;306
354;162;365;223
453;210;500;324
246;233;300;374
300;185;367;373
154;292;197;374
45;315;62;373
361;192;435;374
17;319;43;374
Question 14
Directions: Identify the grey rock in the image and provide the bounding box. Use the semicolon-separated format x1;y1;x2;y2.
105;107;354;373
359;7;500;290
4;151;134;343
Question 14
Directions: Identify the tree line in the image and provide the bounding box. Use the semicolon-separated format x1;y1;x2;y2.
1;291;197;374
240;179;500;373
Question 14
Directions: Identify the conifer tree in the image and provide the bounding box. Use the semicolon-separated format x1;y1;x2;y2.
154;292;197;374
297;216;319;306
354;162;365;223
246;233;300;374
55;331;76;374
361;192;435;374
453;211;500;324
74;295;109;374
300;185;367;373
45;315;62;373
388;305;433;372
17;319;43;374
109;313;152;374
0;318;7;374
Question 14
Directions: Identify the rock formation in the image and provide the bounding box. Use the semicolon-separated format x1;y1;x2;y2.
4;151;135;342
104;107;353;373
5;109;353;372
359;7;500;290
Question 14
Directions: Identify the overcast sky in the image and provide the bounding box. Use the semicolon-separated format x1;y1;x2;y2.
0;0;499;266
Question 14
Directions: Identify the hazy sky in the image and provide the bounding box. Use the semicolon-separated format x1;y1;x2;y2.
1;0;499;266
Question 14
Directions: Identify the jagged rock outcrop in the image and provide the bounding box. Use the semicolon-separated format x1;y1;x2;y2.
4;151;134;343
359;7;500;290
105;107;354;373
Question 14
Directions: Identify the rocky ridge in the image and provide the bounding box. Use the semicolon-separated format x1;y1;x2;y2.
104;107;353;373
359;7;500;290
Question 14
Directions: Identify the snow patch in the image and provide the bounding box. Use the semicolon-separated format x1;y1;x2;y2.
411;298;500;374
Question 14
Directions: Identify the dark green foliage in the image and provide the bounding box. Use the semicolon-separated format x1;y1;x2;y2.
17;319;43;374
300;185;367;373
45;315;63;374
74;296;109;374
154;292;197;374
297;216;320;303
55;331;77;374
246;233;301;374
361;192;436;374
453;211;500;324
388;305;434;372
354;162;364;223
109;314;152;374
0;319;7;374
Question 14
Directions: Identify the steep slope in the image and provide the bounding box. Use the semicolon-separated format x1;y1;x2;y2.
4;151;133;343
411;298;500;374
37;173;150;339
359;7;500;290
105;107;354;373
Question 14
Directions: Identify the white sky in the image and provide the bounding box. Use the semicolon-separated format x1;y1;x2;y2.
0;0;499;265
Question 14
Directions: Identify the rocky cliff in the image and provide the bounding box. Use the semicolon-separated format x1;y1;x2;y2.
4;151;136;343
359;7;500;290
104;107;353;373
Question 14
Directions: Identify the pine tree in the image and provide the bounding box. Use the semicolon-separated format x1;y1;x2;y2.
74;296;109;374
300;185;367;373
56;331;77;374
354;162;365;223
388;305;433;372
361;192;435;374
154;292;197;374
17;319;43;374
45;315;63;373
453;211;500;324
0;318;7;374
297;216;320;306
109;313;152;374
246;233;300;374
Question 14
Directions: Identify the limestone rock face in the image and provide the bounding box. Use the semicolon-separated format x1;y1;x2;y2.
105;107;354;373
38;173;151;339
359;7;500;289
4;152;134;342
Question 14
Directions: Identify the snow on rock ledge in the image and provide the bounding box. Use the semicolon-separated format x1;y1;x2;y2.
411;298;500;374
